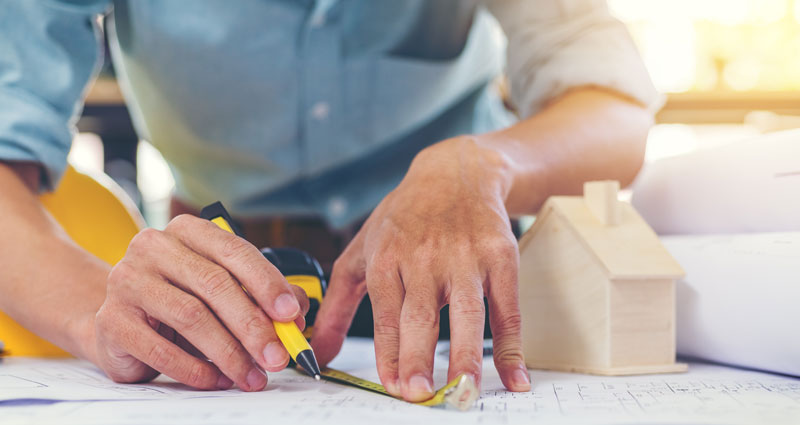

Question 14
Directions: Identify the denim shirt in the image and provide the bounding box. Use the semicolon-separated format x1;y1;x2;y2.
0;0;658;227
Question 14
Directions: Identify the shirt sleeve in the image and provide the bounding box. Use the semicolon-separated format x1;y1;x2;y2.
0;0;109;190
486;0;662;118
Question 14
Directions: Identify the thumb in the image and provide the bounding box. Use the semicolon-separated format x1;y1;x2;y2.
311;236;367;367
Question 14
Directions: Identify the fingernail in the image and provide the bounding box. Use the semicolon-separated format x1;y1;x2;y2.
294;316;306;330
385;378;400;396
246;368;267;391
274;293;300;318
263;342;289;368
407;374;433;400
512;368;531;389
216;374;234;390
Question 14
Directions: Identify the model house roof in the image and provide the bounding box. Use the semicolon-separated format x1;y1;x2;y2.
519;182;685;280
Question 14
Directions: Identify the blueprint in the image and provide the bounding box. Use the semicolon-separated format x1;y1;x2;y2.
2;338;799;425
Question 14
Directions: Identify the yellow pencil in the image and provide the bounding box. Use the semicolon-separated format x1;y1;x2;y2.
201;202;321;380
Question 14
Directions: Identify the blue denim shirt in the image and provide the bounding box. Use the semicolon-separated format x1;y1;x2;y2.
0;0;658;227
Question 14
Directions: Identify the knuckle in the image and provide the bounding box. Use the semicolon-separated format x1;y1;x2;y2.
366;274;397;297
94;307;113;334
130;228;163;251
453;293;485;314
331;260;365;290
107;262;136;288
452;347;483;369
486;237;518;260
186;362;209;388
452;242;473;261
413;242;438;264
331;258;355;283
377;353;399;373
242;313;271;339
147;343;174;371
166;214;198;233
373;310;400;335
221;236;252;260
197;266;235;299
494;311;523;335
172;297;207;331
452;295;486;325
217;338;244;368
402;305;438;329
94;303;125;329
494;344;524;365
368;251;396;274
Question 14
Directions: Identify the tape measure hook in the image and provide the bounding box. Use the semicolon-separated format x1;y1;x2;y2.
443;375;479;411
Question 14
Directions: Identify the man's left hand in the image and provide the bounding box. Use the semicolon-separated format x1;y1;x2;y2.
311;136;531;402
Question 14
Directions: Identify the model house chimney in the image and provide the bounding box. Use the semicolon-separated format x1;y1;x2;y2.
584;180;621;225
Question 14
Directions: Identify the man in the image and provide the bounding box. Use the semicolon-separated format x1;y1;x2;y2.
0;0;657;402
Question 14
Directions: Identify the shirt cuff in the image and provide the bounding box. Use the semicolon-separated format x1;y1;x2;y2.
509;18;662;118
0;86;74;191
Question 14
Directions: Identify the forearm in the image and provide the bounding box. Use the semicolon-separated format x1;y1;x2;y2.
0;162;109;363
475;88;652;215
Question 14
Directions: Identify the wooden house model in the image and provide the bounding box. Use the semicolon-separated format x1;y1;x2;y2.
518;181;687;375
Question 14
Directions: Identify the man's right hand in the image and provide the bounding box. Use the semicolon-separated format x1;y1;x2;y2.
94;214;309;391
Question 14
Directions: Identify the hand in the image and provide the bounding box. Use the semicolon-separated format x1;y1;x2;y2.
312;137;531;401
94;214;309;391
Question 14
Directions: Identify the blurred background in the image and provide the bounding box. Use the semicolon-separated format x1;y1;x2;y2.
73;0;800;227
610;0;800;161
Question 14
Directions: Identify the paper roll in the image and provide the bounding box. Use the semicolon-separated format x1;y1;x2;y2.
632;129;800;235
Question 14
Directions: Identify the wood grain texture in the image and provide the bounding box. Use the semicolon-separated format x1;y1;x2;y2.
533;197;685;279
584;180;621;226
519;209;611;370
609;279;676;368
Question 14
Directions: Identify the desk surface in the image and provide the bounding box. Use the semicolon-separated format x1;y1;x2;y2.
2;338;799;425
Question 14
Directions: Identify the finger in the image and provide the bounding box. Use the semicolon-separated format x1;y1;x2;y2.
397;269;441;402
289;285;311;316
290;285;308;331
140;233;290;373
366;257;404;396
311;237;367;367
165;215;303;322
447;271;485;389
113;313;231;390
486;245;531;392
135;276;268;392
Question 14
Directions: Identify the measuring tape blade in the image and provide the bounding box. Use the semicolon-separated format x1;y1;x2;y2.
317;368;479;411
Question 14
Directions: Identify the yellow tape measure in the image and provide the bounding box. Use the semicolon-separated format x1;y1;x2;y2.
315;368;479;411
204;202;478;409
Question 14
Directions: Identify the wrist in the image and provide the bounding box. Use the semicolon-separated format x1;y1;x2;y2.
66;308;99;364
409;136;515;203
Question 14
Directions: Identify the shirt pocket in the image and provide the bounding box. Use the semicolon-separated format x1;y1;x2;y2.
113;0;307;175
369;9;505;146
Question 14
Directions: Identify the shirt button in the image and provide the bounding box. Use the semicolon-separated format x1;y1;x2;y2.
328;197;347;217
310;102;330;121
310;14;326;28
